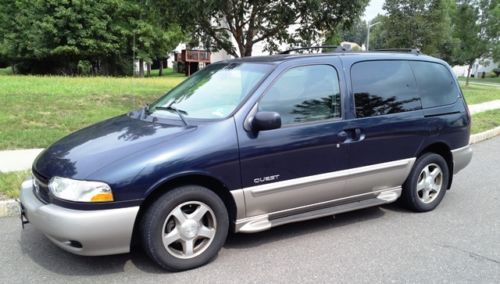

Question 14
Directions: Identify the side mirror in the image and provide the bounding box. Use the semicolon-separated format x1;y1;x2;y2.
252;111;281;131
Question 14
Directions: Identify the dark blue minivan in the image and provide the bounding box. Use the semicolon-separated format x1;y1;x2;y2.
20;50;472;271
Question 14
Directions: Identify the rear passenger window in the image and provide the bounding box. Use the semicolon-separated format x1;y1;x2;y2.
410;61;458;108
351;61;421;118
259;65;341;125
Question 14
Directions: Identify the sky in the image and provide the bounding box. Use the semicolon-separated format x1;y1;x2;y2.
363;0;386;21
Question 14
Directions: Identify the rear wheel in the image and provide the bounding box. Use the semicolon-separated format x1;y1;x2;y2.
401;153;449;212
140;185;229;271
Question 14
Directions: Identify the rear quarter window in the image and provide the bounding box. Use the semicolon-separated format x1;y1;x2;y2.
409;61;459;108
351;60;422;118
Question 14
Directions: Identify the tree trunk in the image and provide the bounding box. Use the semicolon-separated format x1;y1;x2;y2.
243;46;253;57
139;59;144;77
466;63;472;86
159;59;163;77
146;62;151;77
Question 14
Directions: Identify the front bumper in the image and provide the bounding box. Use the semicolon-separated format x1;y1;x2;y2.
19;178;139;256
451;144;473;174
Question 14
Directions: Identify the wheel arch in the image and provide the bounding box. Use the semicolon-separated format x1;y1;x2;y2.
416;142;453;189
130;172;238;249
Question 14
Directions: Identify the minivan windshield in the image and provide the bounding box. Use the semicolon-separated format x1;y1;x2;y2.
149;62;273;119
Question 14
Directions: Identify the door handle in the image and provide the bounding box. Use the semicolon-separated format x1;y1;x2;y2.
341;128;365;142
337;131;348;142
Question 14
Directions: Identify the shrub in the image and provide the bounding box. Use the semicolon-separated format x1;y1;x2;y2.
493;68;500;77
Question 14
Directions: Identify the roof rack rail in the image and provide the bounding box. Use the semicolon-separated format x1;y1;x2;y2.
279;45;346;55
373;48;421;55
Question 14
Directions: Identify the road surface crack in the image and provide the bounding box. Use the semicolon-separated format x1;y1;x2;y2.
437;243;500;265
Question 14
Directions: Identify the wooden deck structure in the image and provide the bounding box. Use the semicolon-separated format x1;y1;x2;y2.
174;49;211;76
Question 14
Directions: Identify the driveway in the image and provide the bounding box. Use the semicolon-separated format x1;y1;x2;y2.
0;137;499;283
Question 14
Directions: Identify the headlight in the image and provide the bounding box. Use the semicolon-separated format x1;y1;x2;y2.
48;177;114;202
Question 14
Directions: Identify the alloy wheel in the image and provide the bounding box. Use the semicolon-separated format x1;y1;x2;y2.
161;201;217;259
416;163;443;204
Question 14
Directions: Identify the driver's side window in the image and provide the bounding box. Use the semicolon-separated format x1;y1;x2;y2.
259;65;341;125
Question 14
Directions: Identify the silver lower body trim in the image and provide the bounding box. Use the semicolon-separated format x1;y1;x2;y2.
231;158;416;233
20;178;139;256
451;144;472;174
235;186;402;233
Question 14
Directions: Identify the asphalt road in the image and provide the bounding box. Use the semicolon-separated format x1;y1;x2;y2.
1;137;499;283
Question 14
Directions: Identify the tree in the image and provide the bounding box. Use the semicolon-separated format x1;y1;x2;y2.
480;0;500;63
452;0;494;85
382;0;456;58
491;6;500;62
0;0;184;75
367;14;389;50
121;0;184;77
0;0;126;74
160;0;369;57
340;17;368;46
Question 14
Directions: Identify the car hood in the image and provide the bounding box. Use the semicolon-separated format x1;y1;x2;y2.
33;114;193;180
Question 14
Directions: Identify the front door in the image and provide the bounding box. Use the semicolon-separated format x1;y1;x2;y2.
236;62;351;218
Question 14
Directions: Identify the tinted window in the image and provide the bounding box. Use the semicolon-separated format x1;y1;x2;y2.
259;65;341;125
410;61;458;108
351;61;421;117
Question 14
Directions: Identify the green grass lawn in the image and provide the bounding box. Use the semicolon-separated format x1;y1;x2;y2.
0;70;499;150
149;68;185;77
458;76;500;84
471;109;500;134
460;83;500;105
1;110;499;199
0;67;13;75
0;72;184;149
0;170;30;199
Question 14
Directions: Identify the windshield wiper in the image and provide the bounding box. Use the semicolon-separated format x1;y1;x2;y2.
141;104;150;119
154;105;189;126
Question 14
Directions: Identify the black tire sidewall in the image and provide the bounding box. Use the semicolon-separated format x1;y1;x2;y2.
141;185;229;271
403;153;449;212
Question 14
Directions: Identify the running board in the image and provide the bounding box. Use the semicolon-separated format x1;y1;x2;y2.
236;187;401;233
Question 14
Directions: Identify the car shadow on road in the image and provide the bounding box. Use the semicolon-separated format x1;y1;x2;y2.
19;227;165;275
225;206;386;249
19;206;387;276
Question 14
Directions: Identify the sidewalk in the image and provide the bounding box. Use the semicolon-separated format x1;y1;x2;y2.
467;82;500;88
468;99;500;115
0;149;44;173
1;100;500;174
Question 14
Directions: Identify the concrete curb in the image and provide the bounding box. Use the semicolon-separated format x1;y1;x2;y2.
470;126;500;144
1;127;500;218
0;199;20;218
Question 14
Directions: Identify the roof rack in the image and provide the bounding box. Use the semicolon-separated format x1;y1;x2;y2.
279;45;346;54
373;48;421;55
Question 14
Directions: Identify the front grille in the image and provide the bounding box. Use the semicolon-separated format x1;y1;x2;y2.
32;170;50;204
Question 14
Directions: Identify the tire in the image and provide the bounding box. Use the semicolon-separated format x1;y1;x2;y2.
400;153;449;212
140;185;229;271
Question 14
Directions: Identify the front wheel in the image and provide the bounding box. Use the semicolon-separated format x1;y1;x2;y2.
401;153;449;212
140;185;229;271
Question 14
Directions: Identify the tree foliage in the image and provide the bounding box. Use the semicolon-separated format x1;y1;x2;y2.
340;18;368;46
382;0;456;58
0;0;183;75
367;14;389;50
368;0;498;69
160;0;369;57
452;0;498;84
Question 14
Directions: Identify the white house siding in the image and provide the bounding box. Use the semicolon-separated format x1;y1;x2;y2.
452;58;499;78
